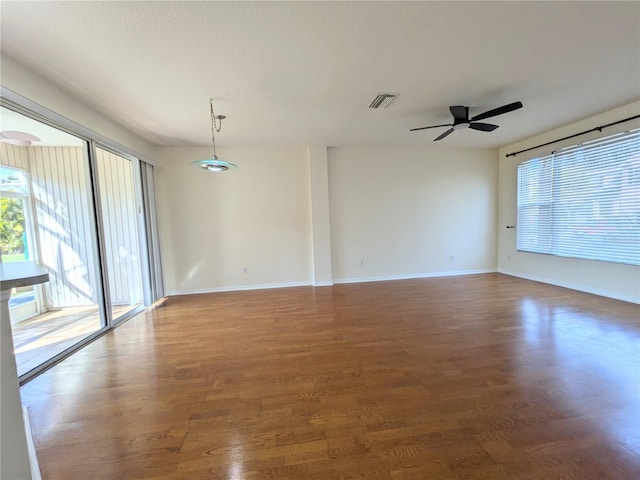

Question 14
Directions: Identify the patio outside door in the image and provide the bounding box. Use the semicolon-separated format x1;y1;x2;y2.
95;147;145;323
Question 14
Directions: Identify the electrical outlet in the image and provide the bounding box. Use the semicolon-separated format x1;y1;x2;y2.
242;266;249;273
360;259;365;267
449;254;454;261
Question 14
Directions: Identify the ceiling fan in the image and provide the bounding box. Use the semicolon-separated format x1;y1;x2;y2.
410;101;523;141
0;130;41;146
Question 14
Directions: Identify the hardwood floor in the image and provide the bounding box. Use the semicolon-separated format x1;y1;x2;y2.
20;273;640;479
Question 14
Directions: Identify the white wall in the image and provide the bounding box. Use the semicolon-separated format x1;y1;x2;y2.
1;55;155;159
498;100;640;303
328;147;498;282
10;50;634;302
155;146;313;294
155;145;499;292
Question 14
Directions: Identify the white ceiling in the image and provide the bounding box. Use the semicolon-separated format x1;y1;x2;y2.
1;1;638;149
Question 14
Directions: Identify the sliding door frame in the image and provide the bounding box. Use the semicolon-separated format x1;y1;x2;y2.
92;143;150;326
1;88;164;383
140;162;165;301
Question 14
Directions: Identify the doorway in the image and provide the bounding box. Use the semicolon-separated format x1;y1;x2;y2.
0;103;162;380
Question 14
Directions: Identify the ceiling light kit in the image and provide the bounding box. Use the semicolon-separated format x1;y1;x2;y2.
410;101;524;141
0;130;41;146
191;99;238;173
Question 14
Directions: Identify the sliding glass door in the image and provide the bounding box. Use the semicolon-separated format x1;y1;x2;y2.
0;107;105;377
95;147;145;323
1;99;164;381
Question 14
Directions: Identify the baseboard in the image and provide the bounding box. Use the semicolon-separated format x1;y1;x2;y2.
333;268;496;285
498;269;640;304
168;270;497;296
167;281;311;296
23;407;41;480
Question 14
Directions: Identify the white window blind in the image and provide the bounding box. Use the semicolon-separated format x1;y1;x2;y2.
517;129;640;266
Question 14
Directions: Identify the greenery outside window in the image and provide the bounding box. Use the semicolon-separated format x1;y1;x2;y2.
1;167;32;261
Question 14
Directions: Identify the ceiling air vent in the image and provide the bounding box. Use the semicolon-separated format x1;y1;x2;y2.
368;93;397;109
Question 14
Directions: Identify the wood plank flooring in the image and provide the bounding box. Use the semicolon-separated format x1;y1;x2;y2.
19;273;640;479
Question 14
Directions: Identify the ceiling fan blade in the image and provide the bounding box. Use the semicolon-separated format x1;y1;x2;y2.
450;106;468;121
470;101;523;122
0;130;41;142
434;128;455;141
469;122;499;132
409;123;452;132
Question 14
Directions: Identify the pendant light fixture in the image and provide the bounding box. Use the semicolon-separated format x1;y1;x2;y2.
192;98;238;172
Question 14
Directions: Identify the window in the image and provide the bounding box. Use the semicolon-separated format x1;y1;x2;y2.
1;168;31;262
1;167;43;321
517;130;640;266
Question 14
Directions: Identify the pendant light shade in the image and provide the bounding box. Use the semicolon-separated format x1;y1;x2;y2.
191;99;238;173
194;155;238;172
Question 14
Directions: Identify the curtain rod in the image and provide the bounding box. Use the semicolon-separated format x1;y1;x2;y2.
505;114;640;158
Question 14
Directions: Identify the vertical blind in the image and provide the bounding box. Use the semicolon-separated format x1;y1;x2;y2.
517;129;640;266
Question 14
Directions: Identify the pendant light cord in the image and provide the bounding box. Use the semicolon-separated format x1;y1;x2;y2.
191;98;237;172
209;98;223;157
